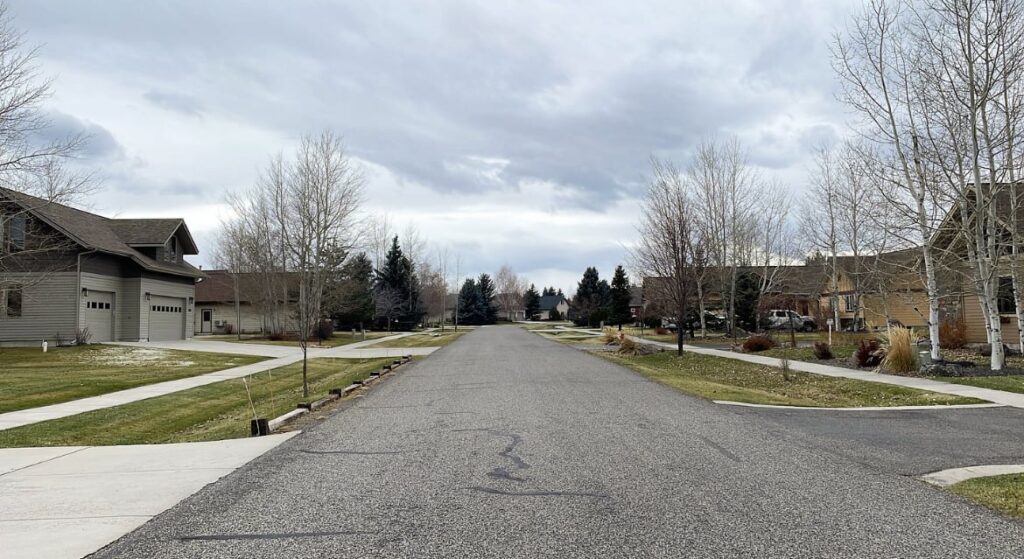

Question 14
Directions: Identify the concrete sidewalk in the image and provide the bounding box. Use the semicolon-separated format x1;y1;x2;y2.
0;331;428;432
616;332;1024;409
0;433;298;559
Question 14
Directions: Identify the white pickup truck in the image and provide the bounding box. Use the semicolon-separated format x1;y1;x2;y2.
764;309;817;332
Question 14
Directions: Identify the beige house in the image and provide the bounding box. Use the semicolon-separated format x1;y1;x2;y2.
0;187;201;345
193;270;296;335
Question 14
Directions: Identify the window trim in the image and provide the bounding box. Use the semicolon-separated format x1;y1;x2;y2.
1;285;23;318
997;276;1016;316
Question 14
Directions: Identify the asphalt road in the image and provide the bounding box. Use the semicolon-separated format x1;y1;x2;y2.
92;326;1024;558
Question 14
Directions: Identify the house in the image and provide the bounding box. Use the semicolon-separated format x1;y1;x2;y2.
193;270;298;334
0;187;201;345
629;286;644;321
537;294;569;320
496;292;526;321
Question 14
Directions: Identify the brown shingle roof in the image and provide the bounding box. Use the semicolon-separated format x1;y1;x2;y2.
0;187;203;279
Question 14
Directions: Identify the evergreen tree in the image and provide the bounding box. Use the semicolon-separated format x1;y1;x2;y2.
523;283;541;320
477;273;498;324
573;267;604;326
330;252;375;328
374;237;423;329
609;265;632;326
542;286;554;296
457;278;484;325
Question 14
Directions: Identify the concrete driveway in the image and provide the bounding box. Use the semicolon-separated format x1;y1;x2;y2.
0;433;297;559
89;327;1024;558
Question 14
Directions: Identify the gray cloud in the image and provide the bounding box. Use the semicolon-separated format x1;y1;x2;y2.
33;110;124;161
10;0;861;291
143;90;204;116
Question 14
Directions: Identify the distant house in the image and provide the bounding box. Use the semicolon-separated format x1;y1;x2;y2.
629;286;644;321
537;294;569;320
0;187;202;345
496;292;525;321
193;269;298;335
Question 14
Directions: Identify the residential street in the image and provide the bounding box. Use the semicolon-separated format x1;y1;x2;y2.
93;326;1024;558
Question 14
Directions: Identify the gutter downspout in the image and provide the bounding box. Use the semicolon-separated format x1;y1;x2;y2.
75;249;99;341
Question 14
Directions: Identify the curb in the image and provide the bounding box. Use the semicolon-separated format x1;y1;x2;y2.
713;401;1007;411
920;464;1024;487
260;354;413;435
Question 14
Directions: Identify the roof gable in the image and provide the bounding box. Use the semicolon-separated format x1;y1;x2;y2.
0;187;203;279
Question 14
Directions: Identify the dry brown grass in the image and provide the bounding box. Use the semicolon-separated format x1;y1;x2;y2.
883;327;918;374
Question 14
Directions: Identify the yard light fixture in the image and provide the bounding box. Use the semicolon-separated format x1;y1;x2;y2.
145;292;151;301
81;288;88;298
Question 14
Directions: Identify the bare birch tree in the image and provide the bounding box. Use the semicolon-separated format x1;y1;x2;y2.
633;158;705;355
834;0;948;361
689;137;760;336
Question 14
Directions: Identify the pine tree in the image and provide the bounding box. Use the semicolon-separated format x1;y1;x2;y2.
574;267;603;326
458;278;483;325
331;252;375;328
523;284;541;320
610;265;632;326
477;273;498;324
374;237;423;329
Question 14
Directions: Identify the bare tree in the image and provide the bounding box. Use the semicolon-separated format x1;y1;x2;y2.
224;131;363;396
0;2;94;294
752;179;799;326
689;137;760;337
633;158;705;355
494;264;526;321
834;0;949;361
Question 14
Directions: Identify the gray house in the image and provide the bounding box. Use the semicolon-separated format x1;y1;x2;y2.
0;188;202;345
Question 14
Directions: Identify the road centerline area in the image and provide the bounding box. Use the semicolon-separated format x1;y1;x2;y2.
91;326;1024;558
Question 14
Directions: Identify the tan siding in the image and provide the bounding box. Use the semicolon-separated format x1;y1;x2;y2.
961;292;1022;344
0;272;77;344
194;303;266;334
861;292;930;330
139;276;196;339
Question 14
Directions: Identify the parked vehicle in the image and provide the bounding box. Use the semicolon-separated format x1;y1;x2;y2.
763;309;816;332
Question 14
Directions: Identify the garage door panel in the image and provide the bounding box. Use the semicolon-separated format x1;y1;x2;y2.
84;291;114;342
149;295;185;341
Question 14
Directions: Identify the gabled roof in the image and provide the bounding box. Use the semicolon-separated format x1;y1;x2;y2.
539;294;567;310
0;187;203;279
108;218;197;252
195;269;300;303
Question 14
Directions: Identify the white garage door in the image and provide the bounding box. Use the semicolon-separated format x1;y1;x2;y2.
83;291;114;342
149;295;185;341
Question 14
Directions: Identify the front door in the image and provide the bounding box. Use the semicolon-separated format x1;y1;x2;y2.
201;308;213;333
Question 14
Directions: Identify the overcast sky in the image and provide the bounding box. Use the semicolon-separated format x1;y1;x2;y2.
12;0;859;293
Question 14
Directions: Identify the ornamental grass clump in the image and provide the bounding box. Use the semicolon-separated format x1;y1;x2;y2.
602;328;619;345
742;335;776;353
617;334;638;355
854;339;885;368
882;326;918;375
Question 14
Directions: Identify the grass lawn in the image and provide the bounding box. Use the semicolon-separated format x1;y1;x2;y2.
0;357;390;447
0;345;264;414
538;332;607;345
200;330;392;348
365;330;468;348
521;322;572;331
949;474;1024;518
598;351;985;407
759;345;857;362
936;375;1024;395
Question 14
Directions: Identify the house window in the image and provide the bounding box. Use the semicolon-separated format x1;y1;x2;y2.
166;237;177;262
1;286;22;318
4;215;26;251
843;295;857;311
997;277;1016;315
